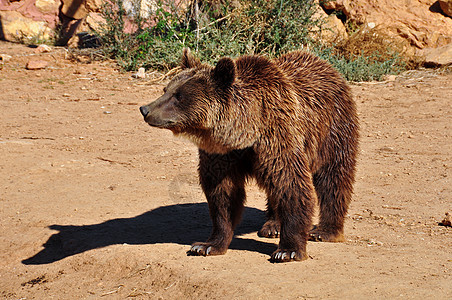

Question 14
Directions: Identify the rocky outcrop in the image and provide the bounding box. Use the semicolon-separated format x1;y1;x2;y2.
0;0;102;44
0;0;59;42
1;0;451;65
321;0;452;52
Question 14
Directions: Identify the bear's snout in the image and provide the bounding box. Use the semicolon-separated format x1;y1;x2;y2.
139;105;149;118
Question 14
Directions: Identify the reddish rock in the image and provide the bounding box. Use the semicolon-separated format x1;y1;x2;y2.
26;60;48;70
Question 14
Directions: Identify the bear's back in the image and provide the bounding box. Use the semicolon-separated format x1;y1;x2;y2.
234;55;287;87
274;51;351;107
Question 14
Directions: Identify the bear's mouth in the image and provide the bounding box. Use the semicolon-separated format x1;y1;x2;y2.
144;117;177;129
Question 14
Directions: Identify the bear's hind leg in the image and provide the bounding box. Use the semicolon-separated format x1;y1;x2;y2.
258;198;280;238
310;162;355;242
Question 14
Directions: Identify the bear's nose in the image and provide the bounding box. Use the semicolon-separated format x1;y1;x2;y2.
140;105;149;117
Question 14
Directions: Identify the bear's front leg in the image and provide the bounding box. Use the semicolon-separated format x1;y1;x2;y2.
189;197;240;256
270;213;311;262
188;150;248;257
188;206;235;256
259;156;316;263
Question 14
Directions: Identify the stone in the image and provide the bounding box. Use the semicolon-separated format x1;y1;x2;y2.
34;44;52;53
439;0;452;17
0;11;52;42
85;0;102;13
26;60;49;70
0;0;59;28
0;55;7;70
439;212;451;227
321;0;365;23
61;0;89;19
0;54;12;62
35;0;60;14
423;42;452;66
322;13;348;43
60;0;102;19
123;0;158;19
321;0;452;50
132;67;146;79
312;4;348;43
57;0;103;45
85;12;105;32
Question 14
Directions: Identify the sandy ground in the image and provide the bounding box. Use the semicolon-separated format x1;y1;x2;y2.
0;41;451;299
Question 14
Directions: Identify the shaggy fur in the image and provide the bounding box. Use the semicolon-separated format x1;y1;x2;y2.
140;49;359;262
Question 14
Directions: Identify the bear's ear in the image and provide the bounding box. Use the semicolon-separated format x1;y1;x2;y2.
181;48;202;69
213;57;235;89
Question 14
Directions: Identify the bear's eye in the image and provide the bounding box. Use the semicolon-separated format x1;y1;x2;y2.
163;87;167;93
174;92;182;101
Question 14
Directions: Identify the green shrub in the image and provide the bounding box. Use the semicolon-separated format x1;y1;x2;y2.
97;0;322;71
96;0;406;81
314;46;405;82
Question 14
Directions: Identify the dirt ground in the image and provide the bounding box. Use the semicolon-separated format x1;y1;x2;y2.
0;41;450;299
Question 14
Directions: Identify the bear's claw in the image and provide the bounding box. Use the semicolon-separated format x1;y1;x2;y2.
189;245;210;256
189;245;211;255
270;249;307;263
188;243;226;256
309;233;323;242
308;227;345;242
258;220;280;238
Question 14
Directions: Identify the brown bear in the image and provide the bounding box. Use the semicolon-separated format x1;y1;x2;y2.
139;49;359;262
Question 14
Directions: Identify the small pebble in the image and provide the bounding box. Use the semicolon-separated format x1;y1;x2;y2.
132;67;146;79
439;212;451;227
34;44;52;53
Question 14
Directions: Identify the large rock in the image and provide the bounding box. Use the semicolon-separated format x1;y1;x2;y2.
322;0;452;51
61;0;101;19
0;10;53;42
323;13;348;42
0;0;59;41
61;0;90;19
423;42;452;66
0;0;59;26
123;0;158;19
35;0;60;13
312;7;348;44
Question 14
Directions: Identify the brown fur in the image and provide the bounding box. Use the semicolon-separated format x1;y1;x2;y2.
139;48;359;262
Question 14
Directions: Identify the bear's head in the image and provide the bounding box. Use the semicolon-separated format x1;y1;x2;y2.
140;49;246;153
140;49;236;132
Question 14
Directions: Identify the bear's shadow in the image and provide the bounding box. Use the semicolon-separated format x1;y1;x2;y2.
22;203;277;265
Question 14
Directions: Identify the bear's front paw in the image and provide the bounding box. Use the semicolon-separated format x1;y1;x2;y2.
309;227;345;242
270;249;308;263
258;220;281;238
187;242;227;256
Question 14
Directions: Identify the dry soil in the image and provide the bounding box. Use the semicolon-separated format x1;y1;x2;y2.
0;41;451;299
